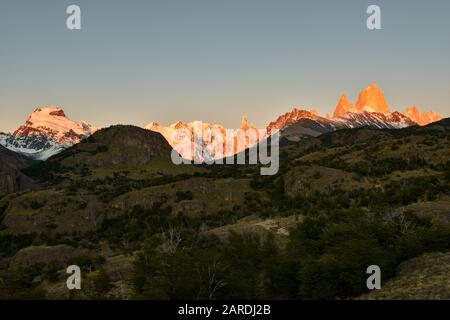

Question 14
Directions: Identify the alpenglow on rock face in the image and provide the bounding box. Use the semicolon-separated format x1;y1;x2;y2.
145;115;262;162
403;106;443;126
264;83;441;143
333;95;355;118
331;84;441;125
0;107;97;161
332;83;390;118
144;83;443;161
0;84;443;162
355;83;390;114
13;107;97;145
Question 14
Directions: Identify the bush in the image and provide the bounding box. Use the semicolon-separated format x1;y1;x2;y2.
29;200;45;210
175;191;194;202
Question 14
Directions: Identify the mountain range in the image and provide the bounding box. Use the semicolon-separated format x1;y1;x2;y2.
0;84;443;161
145;115;262;162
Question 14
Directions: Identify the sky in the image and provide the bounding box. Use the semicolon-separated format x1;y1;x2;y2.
1;0;449;132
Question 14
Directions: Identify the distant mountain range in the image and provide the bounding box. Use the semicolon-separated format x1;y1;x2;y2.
145;115;261;162
0;84;443;161
267;83;441;143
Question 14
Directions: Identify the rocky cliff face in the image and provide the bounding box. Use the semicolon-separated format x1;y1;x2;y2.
354;83;391;114
0;146;35;195
403;106;443;126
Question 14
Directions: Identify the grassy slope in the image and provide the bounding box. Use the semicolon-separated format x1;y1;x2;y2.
0;121;449;299
360;252;450;300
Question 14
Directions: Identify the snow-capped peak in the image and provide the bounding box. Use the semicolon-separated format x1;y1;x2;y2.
14;106;97;144
264;84;443;143
266;108;324;134
0;106;97;161
145;116;262;162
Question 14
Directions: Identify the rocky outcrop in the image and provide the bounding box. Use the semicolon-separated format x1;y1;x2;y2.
0;146;35;195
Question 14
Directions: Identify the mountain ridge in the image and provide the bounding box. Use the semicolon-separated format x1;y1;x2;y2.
266;83;441;143
0;84;444;162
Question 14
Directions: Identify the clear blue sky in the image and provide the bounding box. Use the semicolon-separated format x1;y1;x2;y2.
1;0;449;132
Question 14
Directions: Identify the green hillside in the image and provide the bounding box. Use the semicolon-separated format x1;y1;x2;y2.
0;120;449;299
